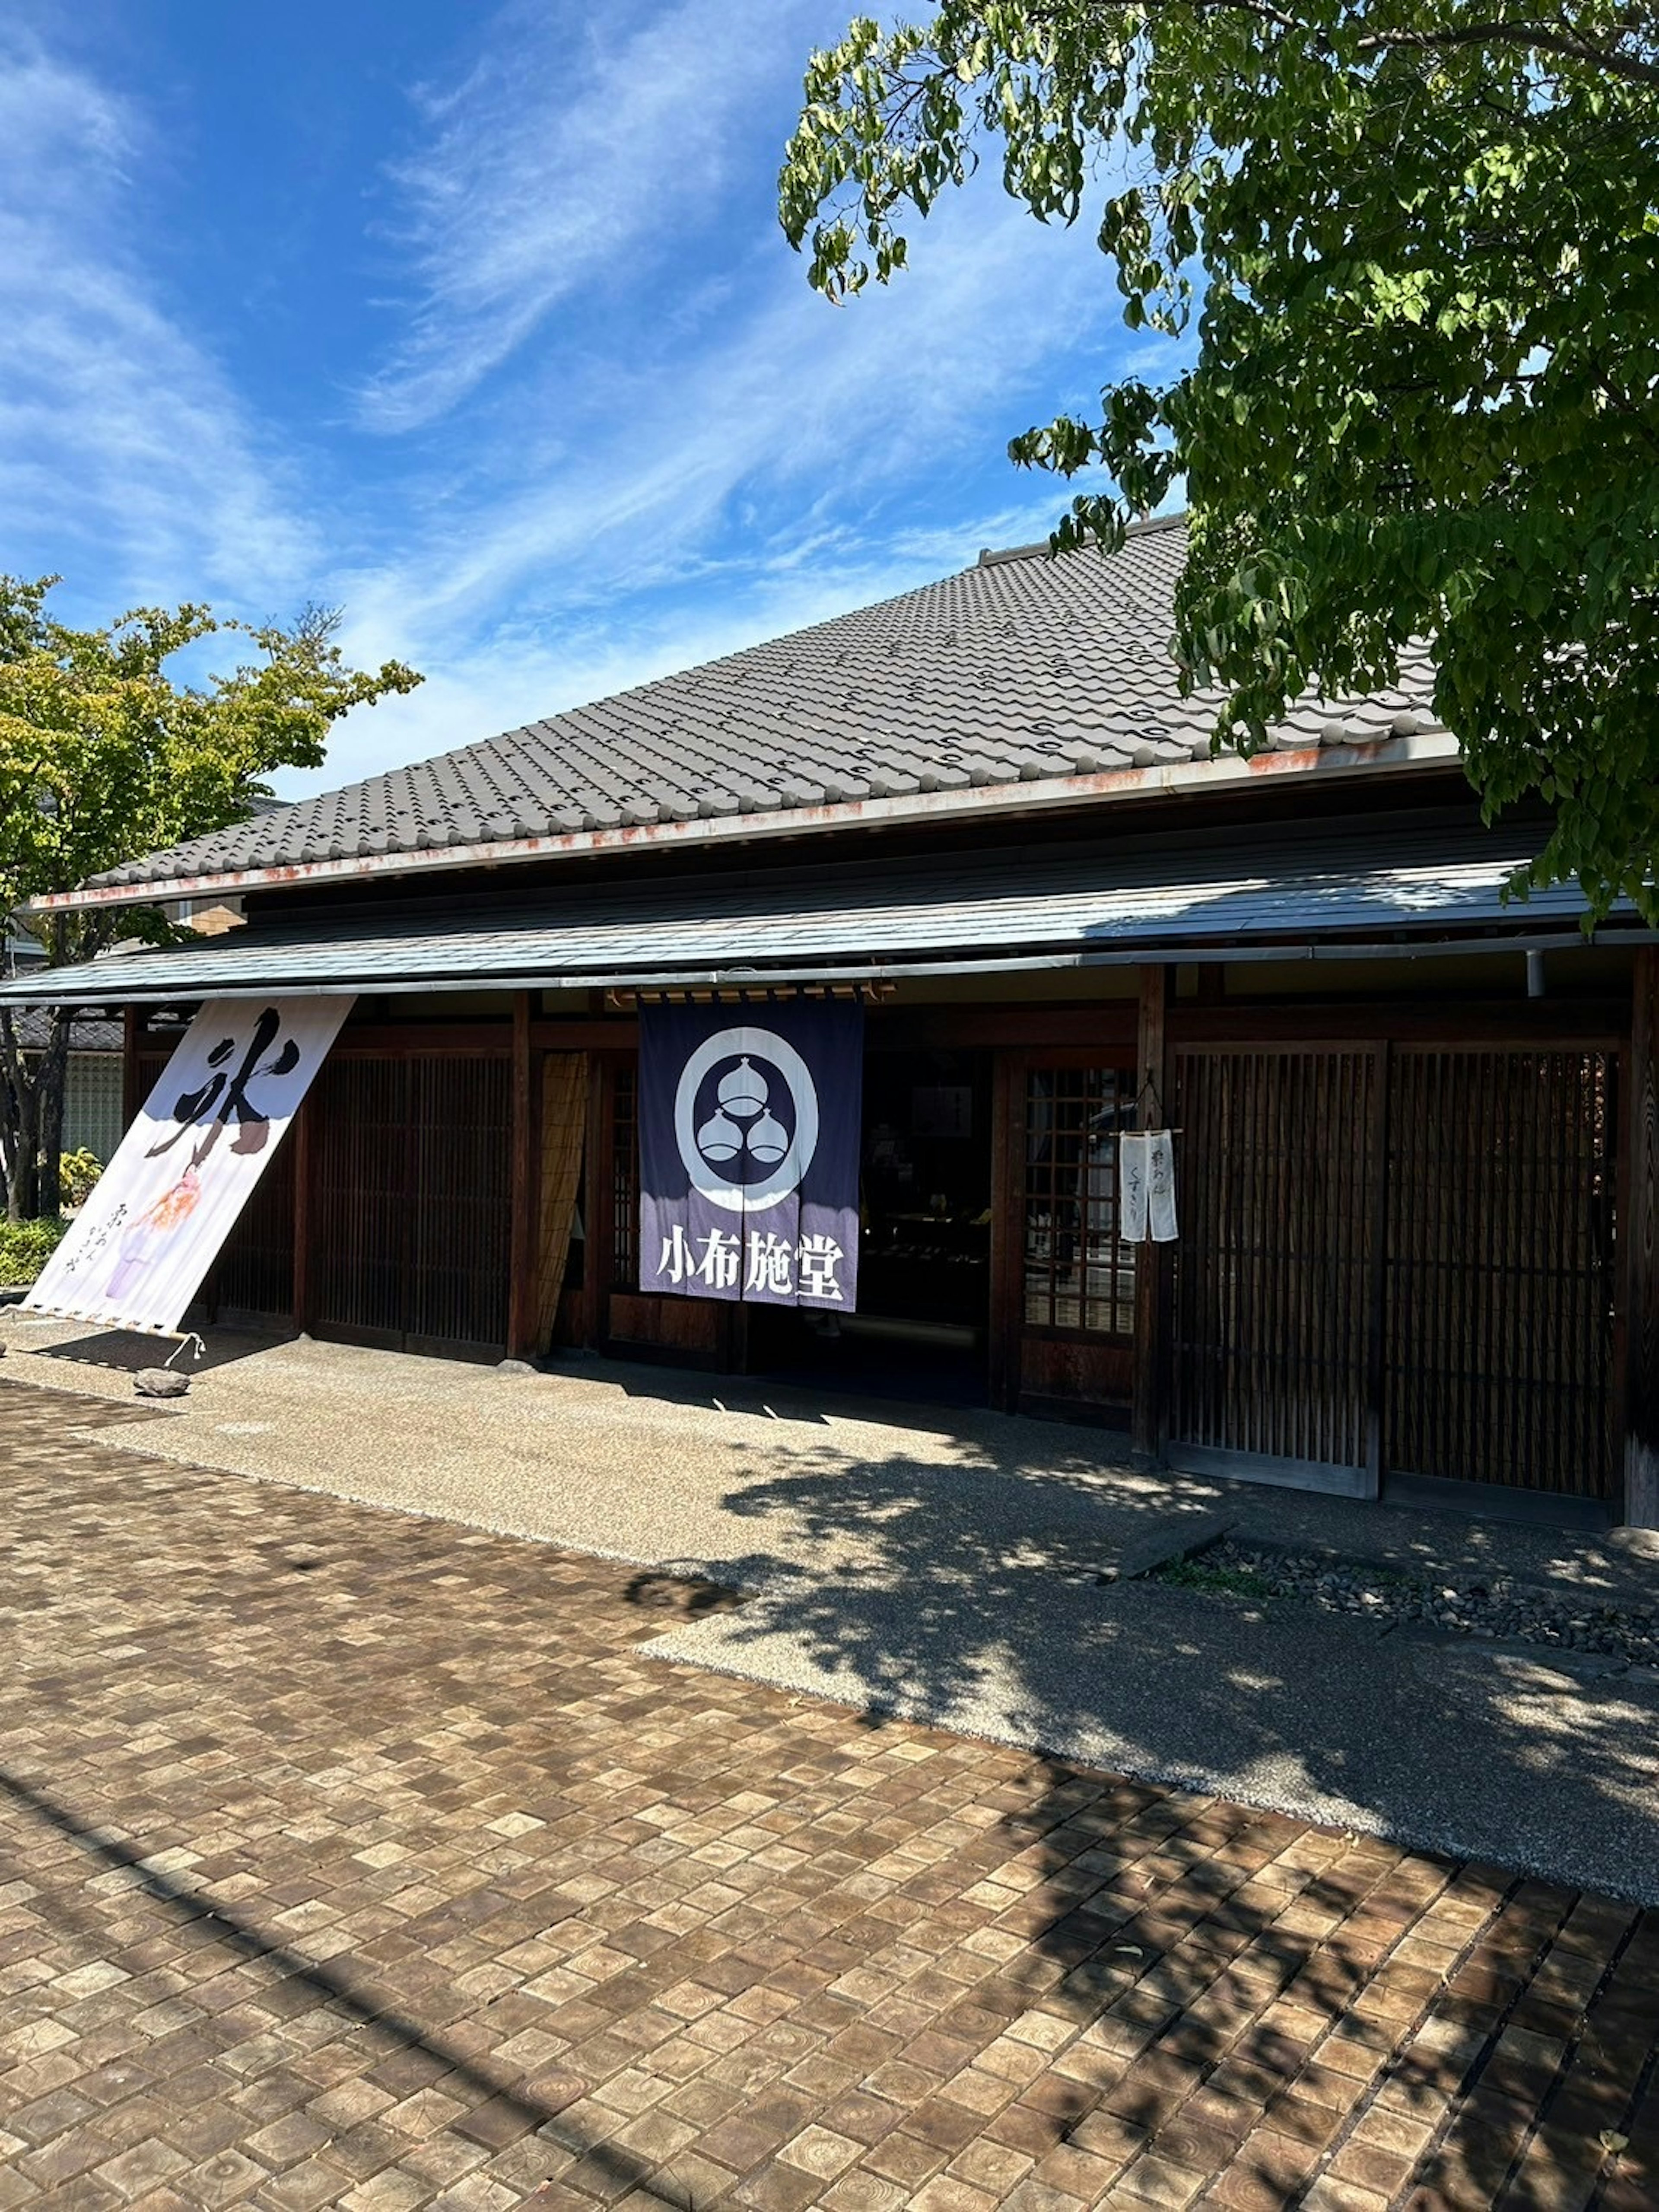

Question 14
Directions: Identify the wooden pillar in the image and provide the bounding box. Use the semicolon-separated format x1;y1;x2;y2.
506;990;537;1361
1132;965;1170;1462
1624;948;1659;1527
1362;1041;1391;1501
987;1052;1021;1413
121;1006;143;1129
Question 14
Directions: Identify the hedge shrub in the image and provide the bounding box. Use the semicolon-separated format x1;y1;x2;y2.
60;1149;104;1207
0;1215;68;1287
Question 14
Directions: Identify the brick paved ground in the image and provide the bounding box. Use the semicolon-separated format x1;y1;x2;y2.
0;1379;1655;2212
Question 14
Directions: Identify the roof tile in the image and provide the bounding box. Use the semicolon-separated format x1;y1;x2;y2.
86;517;1448;894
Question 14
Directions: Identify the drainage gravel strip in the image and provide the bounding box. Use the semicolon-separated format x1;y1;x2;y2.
1157;1534;1659;1674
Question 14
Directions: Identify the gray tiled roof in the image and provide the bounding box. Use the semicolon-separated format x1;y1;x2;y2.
4;826;1599;1008
6;1009;121;1051
85;518;1449;895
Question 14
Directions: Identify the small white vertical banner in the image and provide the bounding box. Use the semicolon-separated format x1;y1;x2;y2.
25;995;353;1334
1119;1132;1149;1243
1120;1129;1177;1243
1147;1128;1179;1243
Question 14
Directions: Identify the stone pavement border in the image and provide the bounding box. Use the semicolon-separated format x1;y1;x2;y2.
0;1376;1655;2212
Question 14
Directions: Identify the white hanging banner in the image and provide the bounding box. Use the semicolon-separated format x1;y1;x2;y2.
25;996;353;1334
1147;1128;1179;1243
1119;1131;1149;1244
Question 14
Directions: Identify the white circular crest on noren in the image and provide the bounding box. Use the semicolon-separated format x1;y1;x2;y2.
674;1027;819;1214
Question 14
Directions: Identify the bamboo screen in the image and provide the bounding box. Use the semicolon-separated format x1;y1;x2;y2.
535;1052;587;1352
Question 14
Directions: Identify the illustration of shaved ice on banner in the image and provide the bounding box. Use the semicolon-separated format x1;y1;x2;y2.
639;1000;863;1310
26;996;352;1335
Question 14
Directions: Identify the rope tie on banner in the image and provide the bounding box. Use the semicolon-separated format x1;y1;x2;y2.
1131;1072;1180;1133
164;1332;205;1369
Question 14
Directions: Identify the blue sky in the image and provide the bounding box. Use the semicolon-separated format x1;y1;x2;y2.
3;1;1151;797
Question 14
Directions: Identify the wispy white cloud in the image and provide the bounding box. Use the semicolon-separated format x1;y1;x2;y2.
299;10;1139;792
3;3;1160;807
0;35;316;613
334;179;1124;650
333;0;1138;695
358;0;833;433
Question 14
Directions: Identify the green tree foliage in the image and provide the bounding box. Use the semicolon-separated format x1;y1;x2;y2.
779;3;1659;920
0;581;420;1217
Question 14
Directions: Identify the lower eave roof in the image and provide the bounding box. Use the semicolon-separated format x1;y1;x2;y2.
0;830;1624;1007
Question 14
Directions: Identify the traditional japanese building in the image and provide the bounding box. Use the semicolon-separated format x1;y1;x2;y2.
6;516;1654;1531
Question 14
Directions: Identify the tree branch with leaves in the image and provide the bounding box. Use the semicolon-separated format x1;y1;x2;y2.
0;579;419;1218
780;0;1659;921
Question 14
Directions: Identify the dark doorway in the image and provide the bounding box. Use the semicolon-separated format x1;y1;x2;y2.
745;1046;994;1406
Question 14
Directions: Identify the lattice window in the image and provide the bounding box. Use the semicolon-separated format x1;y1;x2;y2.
612;1066;639;1289
64;1053;124;1165
1022;1066;1137;1335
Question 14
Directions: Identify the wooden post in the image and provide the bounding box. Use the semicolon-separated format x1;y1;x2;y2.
121;1006;142;1129
1363;1041;1391;1501
987;1052;1021;1413
506;991;537;1361
1132;965;1170;1462
1624;948;1659;1527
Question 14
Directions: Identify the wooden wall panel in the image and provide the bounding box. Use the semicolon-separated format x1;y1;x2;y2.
1171;1040;1619;1503
608;1292;721;1352
507;993;536;1358
407;1058;512;1355
213;1130;295;1323
1018;1337;1132;1408
311;1057;405;1346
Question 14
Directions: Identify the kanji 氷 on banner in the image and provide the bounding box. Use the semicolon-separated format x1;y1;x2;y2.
639;1001;863;1310
25;996;353;1334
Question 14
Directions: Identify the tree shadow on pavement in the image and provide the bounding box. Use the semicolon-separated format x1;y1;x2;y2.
622;1433;1659;2208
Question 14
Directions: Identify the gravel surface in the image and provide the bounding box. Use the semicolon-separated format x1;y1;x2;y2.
0;1314;1168;1581
6;1313;1659;1898
1157;1538;1659;1673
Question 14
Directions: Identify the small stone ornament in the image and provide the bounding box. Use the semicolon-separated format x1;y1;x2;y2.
135;1367;191;1399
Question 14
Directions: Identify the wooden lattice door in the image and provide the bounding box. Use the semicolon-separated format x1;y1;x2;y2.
311;1054;512;1359
1385;1049;1618;1501
1170;1046;1382;1493
1170;1041;1620;1504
